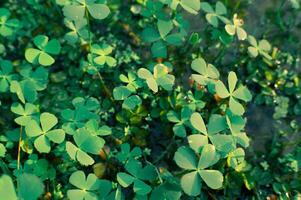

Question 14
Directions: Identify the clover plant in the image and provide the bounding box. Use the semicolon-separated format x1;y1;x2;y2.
0;0;300;199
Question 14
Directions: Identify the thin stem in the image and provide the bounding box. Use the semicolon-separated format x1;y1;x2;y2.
17;126;22;170
85;9;92;48
97;71;114;101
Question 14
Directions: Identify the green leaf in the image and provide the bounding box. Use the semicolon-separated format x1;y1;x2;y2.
68;171;99;200
174;146;197;170
63;5;85;21
113;86;132;100
87;4;110;20
180;0;201;15
10;81;25;103
199;170;223;189
0;175;17;200
215;80;230;98
228;71;237;94
25;48;40;64
229;96;245;115
142;27;160;43
134;179;152;195
0;143;6;157
180;171;201;196
198;144;216;169
117;172;135;187
40;112;58;132
38;51;55;66
122;95;142;110
157;20;173;38
187;134;208;153
19;173;44;200
151;40;167;58
190;112;207;135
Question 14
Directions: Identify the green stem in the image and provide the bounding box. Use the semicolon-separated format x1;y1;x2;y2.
97;72;114;101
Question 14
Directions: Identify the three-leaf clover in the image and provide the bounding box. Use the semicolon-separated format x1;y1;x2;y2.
215;71;252;115
189;112;236;155
247;35;272;59
25;35;61;66
25;112;65;153
67;170;99;200
117;159;157;196
166;107;193;137
61;97;100;135
190;57;220;86
89;43;117;67
0;8;20;37
63;0;110;21
0;59;16;92
116;143;142;163
113;86;142;110
66;127;105;166
11;103;39;126
174;145;223;196
64;18;89;44
137;63;175;93
200;1;229;27
119;72;142;92
142;18;187;58
225;14;247;40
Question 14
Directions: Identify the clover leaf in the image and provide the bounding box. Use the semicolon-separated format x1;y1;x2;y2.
90;43;117;67
11;103;39;126
215;71;252;115
25;112;65;153
177;0;201;15
200;1;229;27
189;112;235;155
119;72;142;92
225;14;247;40
61;97;100;135
84;119;112;136
113;86;142;110
0;8;21;37
174;145;223;196
66;127;105;166
138;63;175;93
25;35;61;66
63;0;110;21
191;57;220;86
67;170;99;200
0;175;17;200
247;35;272;59
116;143;142;163
0;173;44;200
142;17;187;58
166;107;193;137
64;18;89;44
23;155;56;181
117;159;157;196
0;59;16;92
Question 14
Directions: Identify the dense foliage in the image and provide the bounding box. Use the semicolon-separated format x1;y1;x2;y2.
0;0;300;199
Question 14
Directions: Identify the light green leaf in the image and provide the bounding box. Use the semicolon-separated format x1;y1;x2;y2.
190;112;207;135
187;134;208;153
174;146;197;170
198;144;216;169
180;171;201;196
87;4;110;20
0;175;17;200
113;86;132;100
199;170;223;189
117;172;135;187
